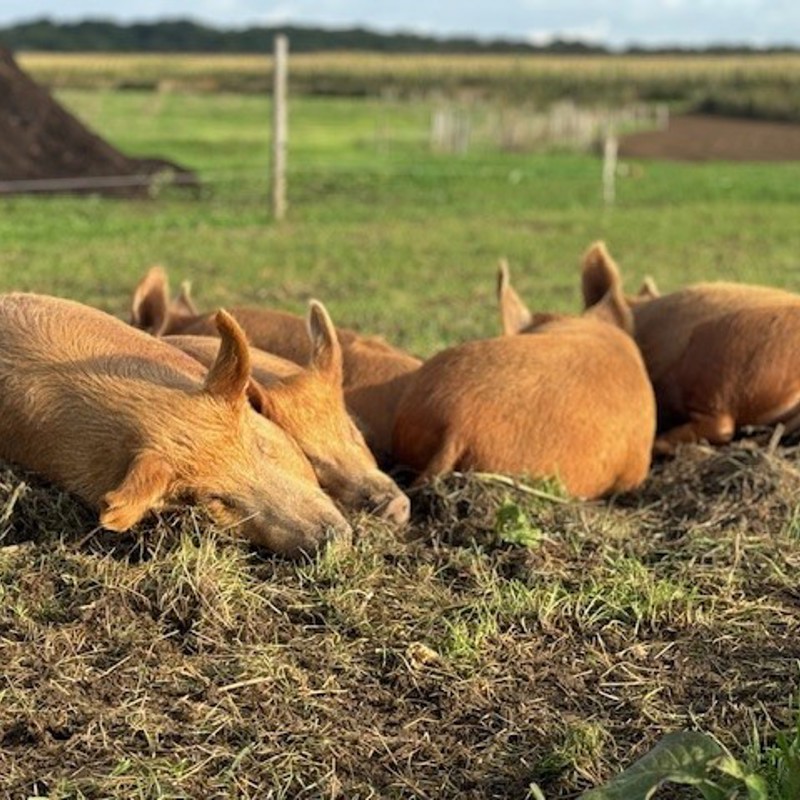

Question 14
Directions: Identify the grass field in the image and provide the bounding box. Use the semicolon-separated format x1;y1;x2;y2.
4;89;800;351
1;84;800;798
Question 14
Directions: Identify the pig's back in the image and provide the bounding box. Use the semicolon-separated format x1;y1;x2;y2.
0;293;206;384
393;319;654;497
0;293;208;502
633;282;800;384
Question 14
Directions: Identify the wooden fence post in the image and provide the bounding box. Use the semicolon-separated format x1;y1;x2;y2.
271;34;288;221
657;103;670;130
603;130;618;206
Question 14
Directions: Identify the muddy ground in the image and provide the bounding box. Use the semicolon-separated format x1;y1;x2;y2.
619;113;800;161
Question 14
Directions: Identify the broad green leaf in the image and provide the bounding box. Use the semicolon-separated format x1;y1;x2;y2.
580;731;725;800
713;755;769;800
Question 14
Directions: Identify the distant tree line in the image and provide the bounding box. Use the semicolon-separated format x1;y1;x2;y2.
1;18;796;54
0;19;596;53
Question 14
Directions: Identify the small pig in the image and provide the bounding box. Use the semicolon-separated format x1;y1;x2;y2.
0;293;351;557
164;300;410;524
130;266;421;459
580;242;800;453
392;258;655;498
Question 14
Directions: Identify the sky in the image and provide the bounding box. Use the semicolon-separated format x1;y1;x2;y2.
0;0;796;48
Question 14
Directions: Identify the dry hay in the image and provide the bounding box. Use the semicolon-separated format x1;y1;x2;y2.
410;438;800;550
624;439;800;536
1;443;799;799
0;464;95;547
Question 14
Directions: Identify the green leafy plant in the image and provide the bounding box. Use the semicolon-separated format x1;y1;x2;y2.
494;497;543;547
528;731;778;800
579;732;767;800
745;713;800;799
774;724;800;798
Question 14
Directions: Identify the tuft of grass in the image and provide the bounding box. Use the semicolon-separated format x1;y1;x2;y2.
574;555;707;632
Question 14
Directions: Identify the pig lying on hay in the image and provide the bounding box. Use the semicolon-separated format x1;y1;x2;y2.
163;301;410;525
131;265;422;461
391;252;656;498
583;242;800;455
0;293;350;557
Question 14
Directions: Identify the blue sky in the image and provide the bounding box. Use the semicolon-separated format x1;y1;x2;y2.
0;0;796;47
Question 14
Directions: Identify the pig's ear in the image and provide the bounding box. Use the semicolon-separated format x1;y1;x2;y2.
204;310;251;404
581;241;624;309
638;276;660;300
585;283;634;335
307;300;343;383
581;241;634;333
173;280;198;316
245;378;268;415
100;450;174;531
131;265;170;335
497;259;532;335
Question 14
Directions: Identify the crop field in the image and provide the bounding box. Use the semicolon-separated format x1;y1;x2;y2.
1;77;800;798
17;50;800;120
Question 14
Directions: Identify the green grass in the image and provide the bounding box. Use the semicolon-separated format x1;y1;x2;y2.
2;87;800;799
3;89;800;355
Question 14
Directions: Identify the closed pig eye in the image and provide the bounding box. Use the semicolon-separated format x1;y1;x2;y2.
209;494;239;511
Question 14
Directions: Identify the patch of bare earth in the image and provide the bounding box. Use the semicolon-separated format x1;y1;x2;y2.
1;440;799;798
619;114;800;161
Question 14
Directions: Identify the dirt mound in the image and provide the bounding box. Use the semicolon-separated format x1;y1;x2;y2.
619;114;800;162
0;47;197;196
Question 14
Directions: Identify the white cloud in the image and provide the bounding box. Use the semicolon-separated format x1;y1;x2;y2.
197;0;241;12
260;4;297;25
0;0;798;46
526;18;611;44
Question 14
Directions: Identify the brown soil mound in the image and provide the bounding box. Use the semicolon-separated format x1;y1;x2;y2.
0;47;197;196
619;114;800;162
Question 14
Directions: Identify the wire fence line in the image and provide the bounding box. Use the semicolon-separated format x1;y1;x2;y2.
0;160;613;194
3;45;650;201
0;171;199;194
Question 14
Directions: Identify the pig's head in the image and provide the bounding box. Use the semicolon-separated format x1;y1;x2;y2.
100;309;352;557
130;265;197;336
250;301;410;525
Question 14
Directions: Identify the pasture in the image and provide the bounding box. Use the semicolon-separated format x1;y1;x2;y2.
1;77;800;798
